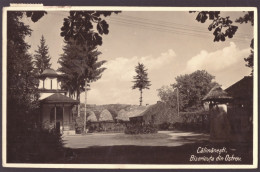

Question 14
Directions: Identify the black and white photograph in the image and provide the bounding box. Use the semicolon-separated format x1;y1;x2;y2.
2;5;258;169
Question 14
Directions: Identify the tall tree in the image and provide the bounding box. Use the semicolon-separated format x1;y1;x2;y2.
34;35;51;74
172;70;218;111
132;63;151;106
191;11;254;74
59;11;120;98
58;40;106;101
7;11;46;162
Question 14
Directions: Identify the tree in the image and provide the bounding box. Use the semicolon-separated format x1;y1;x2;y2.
191;11;254;74
7;11;46;162
58;40;106;101
59;11;120;99
244;38;254;75
34;35;51;74
158;70;217;112
157;86;181;109
60;11;120;47
132;63;151;106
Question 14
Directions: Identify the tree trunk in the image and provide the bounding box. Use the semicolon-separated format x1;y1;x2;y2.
140;89;143;106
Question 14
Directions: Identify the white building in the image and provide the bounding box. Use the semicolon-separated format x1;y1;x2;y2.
38;68;79;135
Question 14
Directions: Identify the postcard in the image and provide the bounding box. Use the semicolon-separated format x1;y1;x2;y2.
2;5;258;169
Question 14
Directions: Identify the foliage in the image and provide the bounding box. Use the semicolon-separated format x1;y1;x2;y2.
7;11;40;133
190;11;238;42
172;111;210;133
158;122;171;130
132;63;151;106
58;41;106;100
157;86;178;109
8;127;64;163
158;70;217;111
34;35;52;74
60;11;120;47
235;11;254;26
125;123;158;134
6;11;64;163
25;11;47;22
191;11;254;74
173;70;217;111
244;39;254;75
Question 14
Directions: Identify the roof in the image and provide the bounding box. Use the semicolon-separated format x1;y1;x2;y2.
133;101;174;117
99;109;113;122
40;93;79;104
86;111;98;122
117;106;148;121
225;76;253;100
202;86;232;102
40;68;59;78
116;109;129;121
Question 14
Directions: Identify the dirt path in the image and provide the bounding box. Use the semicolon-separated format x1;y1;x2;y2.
63;131;209;148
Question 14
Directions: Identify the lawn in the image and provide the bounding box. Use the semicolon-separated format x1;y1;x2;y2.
52;131;252;164
62;131;209;148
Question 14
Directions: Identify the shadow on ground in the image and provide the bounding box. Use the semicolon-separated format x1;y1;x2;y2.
54;140;252;164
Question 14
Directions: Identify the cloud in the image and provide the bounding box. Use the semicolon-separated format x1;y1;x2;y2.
100;49;176;82
186;42;250;73
80;49;177;105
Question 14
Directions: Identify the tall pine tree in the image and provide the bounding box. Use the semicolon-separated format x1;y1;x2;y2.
132;63;151;106
34;35;51;74
58;40;106;101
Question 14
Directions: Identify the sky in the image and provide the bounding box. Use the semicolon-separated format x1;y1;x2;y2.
23;10;253;105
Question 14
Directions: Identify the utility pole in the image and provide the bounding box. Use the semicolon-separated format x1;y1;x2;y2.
176;87;179;116
84;80;90;133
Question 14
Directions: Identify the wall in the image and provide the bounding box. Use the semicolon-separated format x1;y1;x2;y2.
39;77;61;90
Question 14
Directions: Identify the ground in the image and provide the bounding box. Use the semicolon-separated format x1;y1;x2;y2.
62;131;209;148
52;131;252;164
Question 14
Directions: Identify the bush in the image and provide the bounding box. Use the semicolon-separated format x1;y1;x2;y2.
75;126;84;134
159;122;171;130
125;123;158;134
7;128;64;163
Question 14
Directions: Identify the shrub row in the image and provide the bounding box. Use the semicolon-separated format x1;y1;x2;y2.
125;123;158;134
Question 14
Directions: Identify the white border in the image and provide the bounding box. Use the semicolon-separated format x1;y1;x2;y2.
2;6;258;169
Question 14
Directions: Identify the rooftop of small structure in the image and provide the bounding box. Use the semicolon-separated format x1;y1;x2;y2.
203;86;232;102
40;68;59;78
40;93;79;104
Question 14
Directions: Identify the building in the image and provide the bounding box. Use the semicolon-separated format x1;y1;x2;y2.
203;76;253;142
202;86;232;141
38;68;79;134
129;101;175;125
225;76;253;141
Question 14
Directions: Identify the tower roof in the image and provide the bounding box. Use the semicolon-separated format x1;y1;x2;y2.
40;68;59;78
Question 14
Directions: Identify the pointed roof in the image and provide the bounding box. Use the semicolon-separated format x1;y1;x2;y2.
40;93;79;104
203;86;232;102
